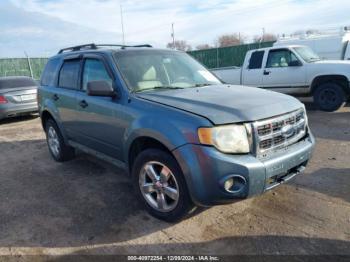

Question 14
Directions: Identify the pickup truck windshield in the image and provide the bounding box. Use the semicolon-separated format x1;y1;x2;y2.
113;50;221;92
293;46;321;63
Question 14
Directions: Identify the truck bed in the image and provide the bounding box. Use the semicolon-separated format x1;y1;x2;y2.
211;66;241;85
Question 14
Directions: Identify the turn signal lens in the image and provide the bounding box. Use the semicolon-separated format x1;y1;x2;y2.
198;127;212;145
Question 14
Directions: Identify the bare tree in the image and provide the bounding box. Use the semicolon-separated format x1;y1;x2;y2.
166;40;192;51
253;33;277;43
196;44;212;50
216;33;245;47
291;30;305;37
306;29;320;35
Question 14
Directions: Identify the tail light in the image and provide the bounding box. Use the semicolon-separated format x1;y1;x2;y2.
0;95;8;104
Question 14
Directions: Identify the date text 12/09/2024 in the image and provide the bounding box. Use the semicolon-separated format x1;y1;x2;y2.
127;255;220;261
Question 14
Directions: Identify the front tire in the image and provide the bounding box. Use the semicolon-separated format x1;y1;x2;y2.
313;83;347;112
45;119;75;162
132;149;195;222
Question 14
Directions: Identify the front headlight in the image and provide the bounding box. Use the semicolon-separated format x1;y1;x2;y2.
198;124;250;153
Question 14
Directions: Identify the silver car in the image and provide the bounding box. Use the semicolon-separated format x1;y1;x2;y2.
0;76;38;120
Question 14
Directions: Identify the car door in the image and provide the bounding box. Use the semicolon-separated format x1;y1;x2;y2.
241;50;264;86
74;54;124;159
53;56;81;138
261;49;307;94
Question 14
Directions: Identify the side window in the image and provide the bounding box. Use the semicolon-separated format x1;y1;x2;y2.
266;50;299;68
82;59;113;91
248;51;264;69
41;58;61;86
58;60;80;89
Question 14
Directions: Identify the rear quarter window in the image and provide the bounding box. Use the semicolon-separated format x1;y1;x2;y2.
248;51;264;69
41;58;61;86
58;60;81;89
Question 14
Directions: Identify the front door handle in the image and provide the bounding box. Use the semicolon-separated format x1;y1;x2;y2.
52;94;59;101
79;100;88;108
263;70;271;75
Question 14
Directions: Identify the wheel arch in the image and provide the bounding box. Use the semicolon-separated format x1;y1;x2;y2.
127;136;174;174
311;74;350;95
41;110;54;130
40;109;69;143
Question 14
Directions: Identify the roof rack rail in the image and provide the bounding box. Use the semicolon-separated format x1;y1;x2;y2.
96;44;153;49
58;43;97;54
58;43;152;54
127;44;153;48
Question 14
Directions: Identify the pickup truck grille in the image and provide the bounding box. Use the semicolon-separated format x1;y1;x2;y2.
253;108;307;155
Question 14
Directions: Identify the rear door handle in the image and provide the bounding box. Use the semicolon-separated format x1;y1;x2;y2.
79;100;88;108
52;94;59;101
263;70;270;75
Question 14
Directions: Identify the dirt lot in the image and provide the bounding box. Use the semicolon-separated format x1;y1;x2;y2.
0;102;349;258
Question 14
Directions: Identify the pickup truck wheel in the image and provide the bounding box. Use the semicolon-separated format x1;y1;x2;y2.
45;119;75;162
314;83;346;112
132;149;195;222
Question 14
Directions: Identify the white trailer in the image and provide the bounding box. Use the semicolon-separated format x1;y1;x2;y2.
274;27;350;60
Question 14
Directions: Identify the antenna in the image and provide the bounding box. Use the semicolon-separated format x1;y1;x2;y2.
120;4;125;45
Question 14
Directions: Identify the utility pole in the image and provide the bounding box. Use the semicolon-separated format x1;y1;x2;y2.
120;4;125;45
171;23;175;49
261;27;265;42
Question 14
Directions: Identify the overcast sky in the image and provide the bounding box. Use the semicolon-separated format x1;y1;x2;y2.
1;0;350;57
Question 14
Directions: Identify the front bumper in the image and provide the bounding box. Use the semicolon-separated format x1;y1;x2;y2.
172;132;315;206
0;102;38;120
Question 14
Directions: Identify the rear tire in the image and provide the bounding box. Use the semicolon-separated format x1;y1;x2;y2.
313;83;347;112
132;149;195;222
45;119;75;162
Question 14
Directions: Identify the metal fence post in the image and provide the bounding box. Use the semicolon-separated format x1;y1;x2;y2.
216;47;219;68
24;51;33;78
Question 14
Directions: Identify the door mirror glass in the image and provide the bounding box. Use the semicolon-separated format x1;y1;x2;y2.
288;60;302;67
86;80;116;97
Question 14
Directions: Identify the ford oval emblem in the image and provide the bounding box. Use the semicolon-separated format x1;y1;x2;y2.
281;124;295;138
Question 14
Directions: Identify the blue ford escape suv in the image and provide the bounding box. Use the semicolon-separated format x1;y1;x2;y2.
38;44;315;222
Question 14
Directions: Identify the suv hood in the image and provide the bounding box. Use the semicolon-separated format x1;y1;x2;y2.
136;85;302;125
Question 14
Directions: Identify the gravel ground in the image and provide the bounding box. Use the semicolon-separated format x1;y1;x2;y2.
0;102;349;258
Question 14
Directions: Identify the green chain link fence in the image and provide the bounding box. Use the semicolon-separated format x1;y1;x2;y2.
0;58;48;80
0;42;275;80
188;41;275;69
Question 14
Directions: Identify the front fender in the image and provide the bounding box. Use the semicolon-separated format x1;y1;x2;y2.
123;115;200;163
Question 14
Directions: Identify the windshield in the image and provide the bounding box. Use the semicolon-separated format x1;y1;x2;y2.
113;50;221;92
293;46;321;63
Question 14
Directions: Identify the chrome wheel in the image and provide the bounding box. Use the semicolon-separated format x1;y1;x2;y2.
47;126;60;157
139;161;179;212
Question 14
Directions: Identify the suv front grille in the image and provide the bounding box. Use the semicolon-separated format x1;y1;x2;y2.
253;108;307;154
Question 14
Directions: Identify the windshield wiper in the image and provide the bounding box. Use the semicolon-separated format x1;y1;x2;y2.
134;86;184;93
309;57;321;62
192;83;213;87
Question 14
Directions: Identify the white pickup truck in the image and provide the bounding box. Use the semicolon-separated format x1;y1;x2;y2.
212;45;350;111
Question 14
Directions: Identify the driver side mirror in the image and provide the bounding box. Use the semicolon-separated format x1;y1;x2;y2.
86;80;117;97
288;60;302;67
